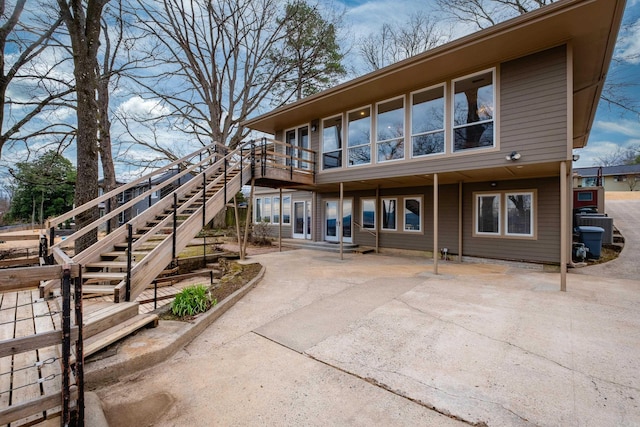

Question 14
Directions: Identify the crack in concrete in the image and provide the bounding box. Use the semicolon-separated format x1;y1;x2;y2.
396;297;640;394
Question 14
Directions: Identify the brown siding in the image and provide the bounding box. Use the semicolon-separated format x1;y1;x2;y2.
311;46;568;185
462;177;560;263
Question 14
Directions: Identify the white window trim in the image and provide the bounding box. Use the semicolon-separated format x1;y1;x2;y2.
451;68;496;153
473;190;537;239
376;96;405;163
282;195;291;225
403;196;422;232
360;198;376;230
346;106;372;167
505;191;535;237
474;192;502;236
380;197;398;231
410;83;446;159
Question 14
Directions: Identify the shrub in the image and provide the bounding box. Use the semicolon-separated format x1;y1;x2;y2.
171;284;216;317
251;220;272;246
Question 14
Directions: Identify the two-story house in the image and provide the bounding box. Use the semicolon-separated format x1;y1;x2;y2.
243;0;625;286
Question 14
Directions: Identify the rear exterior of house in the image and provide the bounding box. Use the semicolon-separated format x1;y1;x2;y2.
245;0;625;269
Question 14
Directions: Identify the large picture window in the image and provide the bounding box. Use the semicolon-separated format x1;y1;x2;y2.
381;198;397;231
453;70;494;152
262;197;271;223
361;199;376;229
273;196;280;224
348;108;371;166
404;197;422;232
411;85;445;157
322;116;342;169
376;98;404;162
282;196;291;224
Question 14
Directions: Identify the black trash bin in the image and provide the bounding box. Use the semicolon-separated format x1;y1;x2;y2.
578;226;604;259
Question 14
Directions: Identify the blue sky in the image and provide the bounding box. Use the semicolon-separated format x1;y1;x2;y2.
336;0;640;167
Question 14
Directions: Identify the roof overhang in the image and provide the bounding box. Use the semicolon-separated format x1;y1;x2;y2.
243;0;626;149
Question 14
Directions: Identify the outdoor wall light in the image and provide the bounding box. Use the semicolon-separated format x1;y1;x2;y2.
572;154;580;162
311;124;317;132
506;151;521;161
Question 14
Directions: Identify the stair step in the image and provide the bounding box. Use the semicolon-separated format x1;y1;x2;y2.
83;272;127;280
84;302;140;338
82;284;116;294
101;251;149;259
84;313;159;358
85;261;132;269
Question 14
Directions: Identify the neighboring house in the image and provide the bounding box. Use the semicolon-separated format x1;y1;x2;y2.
99;168;193;226
574;165;640;192
243;0;625;274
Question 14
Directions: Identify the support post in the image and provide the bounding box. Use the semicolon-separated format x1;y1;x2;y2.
126;224;133;302
458;181;463;262
202;172;207;267
172;193;178;262
74;272;84;426
560;161;568;291
224;157;228;207
106;198;112;235
154;281;158;310
233;194;243;260
61;268;71;426
339;182;344;261
375;185;380;253
434;173;439;275
148;177;152;208
279;188;283;252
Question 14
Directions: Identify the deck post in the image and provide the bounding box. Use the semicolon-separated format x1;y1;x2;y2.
202;172;207;268
172;193;178;262
458;181;463;262
148;177;152;208
224;157;228;206
74;272;84;425
560;161;568;291
61;268;71;426
106;198;112;235
49;227;55;264
434;173;439;275
126;224;133;302
375;185;380;253
339;182;344;261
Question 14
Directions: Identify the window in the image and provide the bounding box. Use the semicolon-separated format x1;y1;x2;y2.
347;107;371;166
453;69;494;152
412;85;445;157
282;196;291;224
474;191;536;238
476;193;500;235
614;175;626;182
273;196;280;224
576;192;593;202
505;192;533;237
361;199;376;229
376;98;404;162
582;177;598;187
322;116;342;169
404;197;421;232
263;197;271;222
381;198;397;230
254;198;262;223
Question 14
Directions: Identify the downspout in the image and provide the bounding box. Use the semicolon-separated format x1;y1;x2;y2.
433;173;439;274
560;161;568;291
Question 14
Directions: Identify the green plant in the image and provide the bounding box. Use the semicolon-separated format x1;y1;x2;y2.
171;284;216;317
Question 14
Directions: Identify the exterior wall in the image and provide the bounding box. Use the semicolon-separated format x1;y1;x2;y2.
305;45;568;185
252;189;313;239
462;177;560;264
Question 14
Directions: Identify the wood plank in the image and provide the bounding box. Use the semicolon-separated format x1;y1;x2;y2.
82;272;127;280
0;234;41;241
0;292;17;409
0;386;77;426
0;328;77;358
11;290;41;425
81;285;116;295
84;261;132;269
0;265;72;293
84;314;158;358
83;302;139;338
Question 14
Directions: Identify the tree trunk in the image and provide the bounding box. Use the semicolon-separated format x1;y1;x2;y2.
98;76;118;233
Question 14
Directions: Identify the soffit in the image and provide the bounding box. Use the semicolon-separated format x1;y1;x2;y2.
243;0;625;150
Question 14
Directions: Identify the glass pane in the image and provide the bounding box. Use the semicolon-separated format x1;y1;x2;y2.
343;202;352;238
326;201;337;237
453;122;493;151
255;199;262;223
283;196;291;224
412;87;444;134
263;197;271;223
454;71;493;126
378;139;404;162
323;150;342;170
323;117;342;152
382;199;396;230
273;196;280;224
362;199;375;229
404;198;420;231
348;146;371;166
412;132;444;157
348;109;371;148
477;195;499;234
294;202;304;234
377;98;404;142
507;193;532;235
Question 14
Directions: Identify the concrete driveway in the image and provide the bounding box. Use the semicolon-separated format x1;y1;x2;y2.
95;248;640;426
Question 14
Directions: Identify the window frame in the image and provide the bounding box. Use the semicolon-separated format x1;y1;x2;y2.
473;190;537;239
452;68;496;153
474;192;501;236
347;106;372;167
376;96;405;163
505;191;534;237
403;196;422;233
380;197;398;231
360;198;376;230
410;84;446;158
282;195;291;225
321;115;343;170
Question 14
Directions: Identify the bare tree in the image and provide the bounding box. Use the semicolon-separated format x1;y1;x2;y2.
358;12;447;72
57;0;108;252
596;144;640;167
436;0;554;29
0;0;76;157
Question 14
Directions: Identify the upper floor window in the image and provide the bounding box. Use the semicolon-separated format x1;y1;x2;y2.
453;69;494;152
322;116;342;170
376;98;404;162
347;107;371;166
411;85;445;157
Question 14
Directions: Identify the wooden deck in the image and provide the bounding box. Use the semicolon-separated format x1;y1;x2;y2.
0;289;69;426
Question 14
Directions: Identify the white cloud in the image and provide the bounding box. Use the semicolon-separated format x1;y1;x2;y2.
595;119;640;137
616;17;640;64
117;96;169;119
